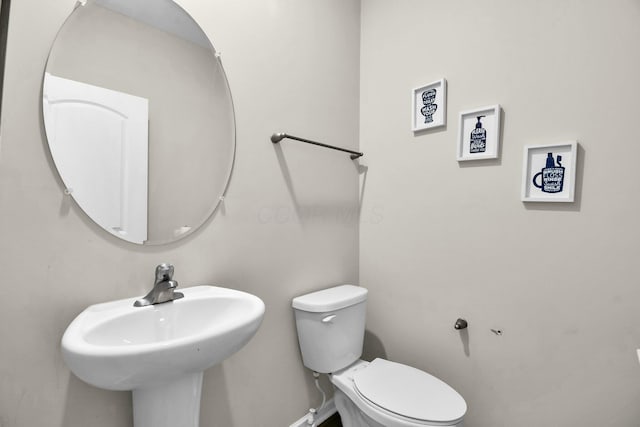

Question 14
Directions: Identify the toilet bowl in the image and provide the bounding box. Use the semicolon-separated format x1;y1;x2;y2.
331;359;465;427
292;285;466;427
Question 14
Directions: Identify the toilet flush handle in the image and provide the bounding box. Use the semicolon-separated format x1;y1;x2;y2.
322;314;337;323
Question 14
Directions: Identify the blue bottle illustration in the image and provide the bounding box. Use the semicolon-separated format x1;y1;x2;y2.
469;116;486;153
533;153;565;193
420;89;437;123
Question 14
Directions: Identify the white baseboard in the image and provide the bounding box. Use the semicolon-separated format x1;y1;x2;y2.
289;398;337;427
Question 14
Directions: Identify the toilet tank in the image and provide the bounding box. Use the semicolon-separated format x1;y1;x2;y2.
292;285;368;374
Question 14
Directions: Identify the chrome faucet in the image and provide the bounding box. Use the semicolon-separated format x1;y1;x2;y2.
134;263;184;307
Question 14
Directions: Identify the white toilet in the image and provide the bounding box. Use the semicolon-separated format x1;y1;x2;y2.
292;285;467;427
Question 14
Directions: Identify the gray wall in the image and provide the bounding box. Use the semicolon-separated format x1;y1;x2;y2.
359;0;640;426
5;1;638;426
0;0;360;426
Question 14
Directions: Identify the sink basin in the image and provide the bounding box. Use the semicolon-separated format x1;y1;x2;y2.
61;285;265;427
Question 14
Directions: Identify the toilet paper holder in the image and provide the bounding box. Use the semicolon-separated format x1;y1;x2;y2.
454;318;468;330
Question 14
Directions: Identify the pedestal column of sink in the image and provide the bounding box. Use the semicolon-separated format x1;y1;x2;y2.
132;372;203;427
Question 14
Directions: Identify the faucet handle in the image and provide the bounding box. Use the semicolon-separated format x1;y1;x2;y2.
155;263;174;282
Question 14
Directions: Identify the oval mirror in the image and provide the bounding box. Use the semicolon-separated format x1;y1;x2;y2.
42;0;235;245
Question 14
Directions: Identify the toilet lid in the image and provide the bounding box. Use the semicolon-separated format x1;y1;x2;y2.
353;359;467;423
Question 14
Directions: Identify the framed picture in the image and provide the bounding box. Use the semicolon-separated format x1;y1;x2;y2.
457;104;501;161
521;141;578;202
412;79;447;131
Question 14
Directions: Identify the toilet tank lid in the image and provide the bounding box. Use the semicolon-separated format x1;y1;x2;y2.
292;285;368;312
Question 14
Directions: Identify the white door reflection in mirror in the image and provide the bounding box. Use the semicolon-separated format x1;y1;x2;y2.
43;73;149;244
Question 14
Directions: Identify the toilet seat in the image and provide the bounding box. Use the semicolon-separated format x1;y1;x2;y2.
331;359;466;427
353;359;466;424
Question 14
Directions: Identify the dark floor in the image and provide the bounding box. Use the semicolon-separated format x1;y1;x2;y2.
318;412;342;427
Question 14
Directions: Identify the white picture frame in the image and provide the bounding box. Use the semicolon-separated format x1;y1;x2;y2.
521;141;578;202
412;79;447;131
456;104;501;161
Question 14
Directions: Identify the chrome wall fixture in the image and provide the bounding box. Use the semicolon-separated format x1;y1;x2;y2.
454;318;468;330
271;132;363;159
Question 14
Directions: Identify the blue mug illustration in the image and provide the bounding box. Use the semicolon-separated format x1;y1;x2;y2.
420;89;437;123
533;153;565;193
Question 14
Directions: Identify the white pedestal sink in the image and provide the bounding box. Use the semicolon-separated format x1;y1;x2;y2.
61;286;265;427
